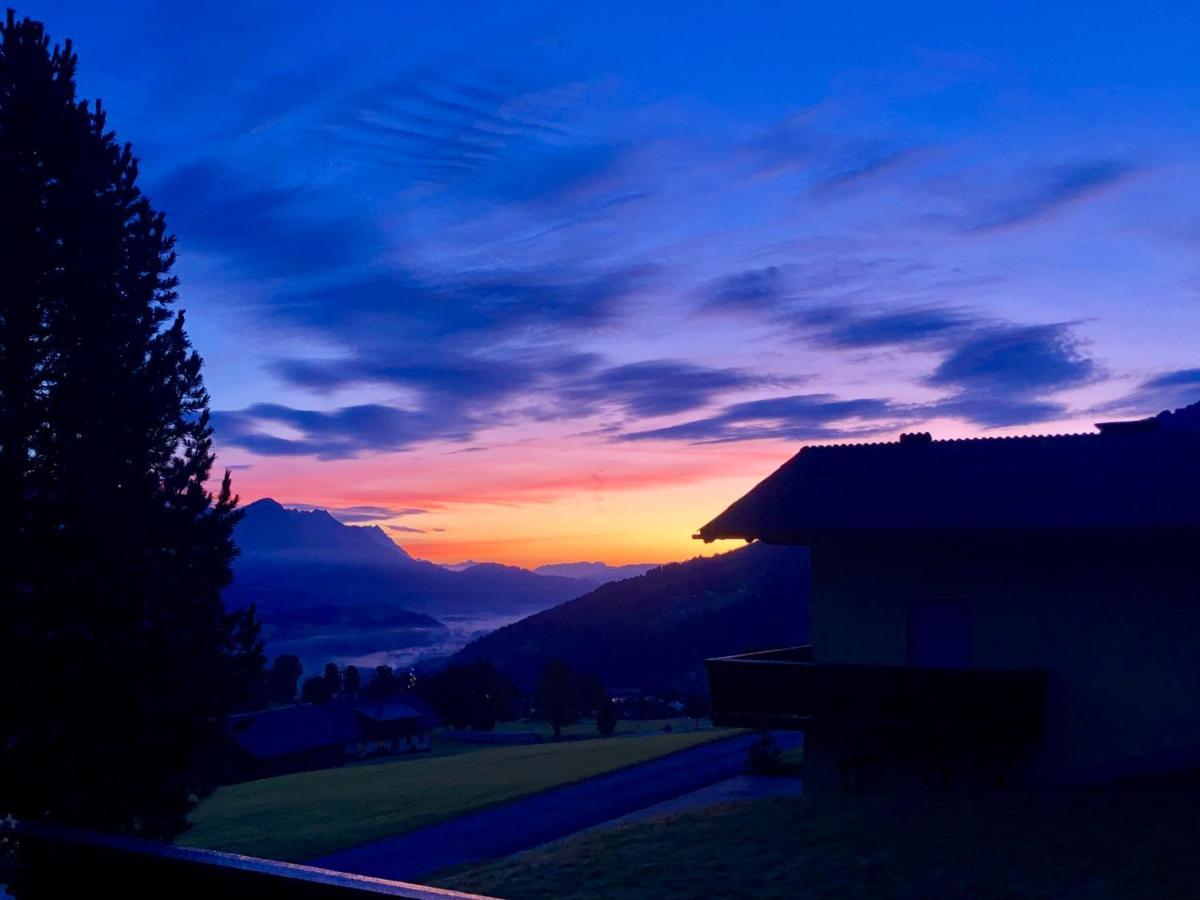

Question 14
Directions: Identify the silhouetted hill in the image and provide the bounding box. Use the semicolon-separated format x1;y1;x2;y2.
532;561;661;584
450;542;810;693
235;498;414;564
226;500;595;625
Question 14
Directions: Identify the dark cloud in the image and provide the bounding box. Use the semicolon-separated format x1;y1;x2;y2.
701;267;790;313
274;351;601;402
212;402;473;460
236;354;793;457
558;360;797;419
285;503;428;523
1100;368;1200;416
809;144;921;197
385;524;427;534
701;257;938;318
150;161;376;277
809;306;977;349
962;159;1138;233
621;393;905;443
925;324;1097;426
269;264;650;352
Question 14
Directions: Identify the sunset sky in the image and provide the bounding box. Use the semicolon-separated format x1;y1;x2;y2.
32;1;1200;566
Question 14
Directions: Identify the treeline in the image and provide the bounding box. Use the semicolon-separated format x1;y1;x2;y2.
256;654;709;740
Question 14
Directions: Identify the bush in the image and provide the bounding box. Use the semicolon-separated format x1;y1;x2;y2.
746;731;786;775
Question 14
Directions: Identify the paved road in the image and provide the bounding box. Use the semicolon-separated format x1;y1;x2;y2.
561;772;804;839
308;730;803;881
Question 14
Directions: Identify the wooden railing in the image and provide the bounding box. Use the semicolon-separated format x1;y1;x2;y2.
706;645;1045;746
5;820;495;899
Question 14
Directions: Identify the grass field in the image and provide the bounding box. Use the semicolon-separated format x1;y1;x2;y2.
434;774;1200;899
488;717;709;738
181;729;732;861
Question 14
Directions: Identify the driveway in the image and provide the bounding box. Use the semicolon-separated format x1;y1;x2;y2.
308;730;803;881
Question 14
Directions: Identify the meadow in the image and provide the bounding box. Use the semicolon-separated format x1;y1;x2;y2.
182;729;730;861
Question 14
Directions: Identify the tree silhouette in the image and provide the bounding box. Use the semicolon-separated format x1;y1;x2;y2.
535;659;578;740
301;675;333;704
323;662;341;697
343;665;361;697
596;695;619;737
267;655;303;704
364;665;398;700
0;11;263;847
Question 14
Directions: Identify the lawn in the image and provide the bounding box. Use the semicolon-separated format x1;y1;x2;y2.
433;774;1200;899
488;717;709;738
181;729;733;862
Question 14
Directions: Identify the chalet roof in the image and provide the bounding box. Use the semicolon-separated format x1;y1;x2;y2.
697;403;1200;542
227;700;361;760
354;695;438;727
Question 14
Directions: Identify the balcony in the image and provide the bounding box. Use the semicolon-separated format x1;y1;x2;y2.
706;646;1046;748
7;819;495;899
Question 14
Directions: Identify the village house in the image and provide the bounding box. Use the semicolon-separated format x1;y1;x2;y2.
220;695;438;783
701;402;1200;789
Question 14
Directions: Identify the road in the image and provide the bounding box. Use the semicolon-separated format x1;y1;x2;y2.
307;730;803;882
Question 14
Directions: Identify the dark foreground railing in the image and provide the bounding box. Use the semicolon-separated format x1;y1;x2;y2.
6;820;495;899
706;645;1046;746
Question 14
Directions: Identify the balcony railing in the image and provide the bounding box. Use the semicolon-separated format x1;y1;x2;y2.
706;645;1046;747
6;819;495;899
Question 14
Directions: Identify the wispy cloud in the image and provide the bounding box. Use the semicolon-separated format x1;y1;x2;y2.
213;403;473;460
621;393;906;444
960;159;1139;233
1100;368;1200;416
926;323;1098;425
284;503;428;523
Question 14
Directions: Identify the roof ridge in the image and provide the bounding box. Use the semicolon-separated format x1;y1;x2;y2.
799;431;1102;453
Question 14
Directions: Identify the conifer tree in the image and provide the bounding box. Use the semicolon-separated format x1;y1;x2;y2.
0;11;262;841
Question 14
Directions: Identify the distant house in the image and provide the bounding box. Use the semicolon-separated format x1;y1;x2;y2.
701;402;1200;788
220;695;438;783
355;699;435;755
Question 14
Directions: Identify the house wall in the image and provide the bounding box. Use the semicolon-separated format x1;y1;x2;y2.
808;528;1200;780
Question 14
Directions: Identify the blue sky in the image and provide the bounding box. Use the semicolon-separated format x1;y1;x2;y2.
26;1;1200;563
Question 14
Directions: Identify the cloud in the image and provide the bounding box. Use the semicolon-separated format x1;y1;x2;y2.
1100;368;1200;416
212;402;473;460
809;144;922;198
961;159;1138;233
557;360;798;419
809;305;978;349
274;350;601;403
151;161;376;277
621;393;906;443
231;354;794;457
700;257;940;318
268;264;651;353
701;267;791;314
285;503;428;523
925;324;1097;425
386;524;428;534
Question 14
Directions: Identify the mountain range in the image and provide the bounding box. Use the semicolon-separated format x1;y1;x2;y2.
450;541;810;693
441;559;661;584
224;499;599;670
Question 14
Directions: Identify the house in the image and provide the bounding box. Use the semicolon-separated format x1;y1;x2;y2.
220;695;438;782
354;698;437;755
700;402;1200;789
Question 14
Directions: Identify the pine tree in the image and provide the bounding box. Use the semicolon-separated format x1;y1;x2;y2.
0;12;262;841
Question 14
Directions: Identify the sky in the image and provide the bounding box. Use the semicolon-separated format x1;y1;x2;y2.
28;1;1200;566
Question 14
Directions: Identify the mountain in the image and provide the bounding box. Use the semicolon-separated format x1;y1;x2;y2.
450;541;810;693
234;498;415;564
533;561;662;584
227;499;596;618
